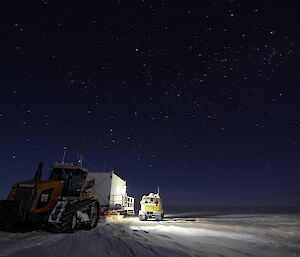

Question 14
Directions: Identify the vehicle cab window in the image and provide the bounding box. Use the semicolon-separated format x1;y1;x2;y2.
68;172;83;197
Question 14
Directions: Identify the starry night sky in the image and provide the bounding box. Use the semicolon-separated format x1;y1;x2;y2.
0;1;299;206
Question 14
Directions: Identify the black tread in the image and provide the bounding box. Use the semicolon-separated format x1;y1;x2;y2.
53;199;99;233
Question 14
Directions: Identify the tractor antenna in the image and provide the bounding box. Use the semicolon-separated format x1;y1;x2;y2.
61;147;67;164
34;161;43;181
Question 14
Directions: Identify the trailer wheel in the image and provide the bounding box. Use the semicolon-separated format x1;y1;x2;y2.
139;215;147;221
155;214;163;221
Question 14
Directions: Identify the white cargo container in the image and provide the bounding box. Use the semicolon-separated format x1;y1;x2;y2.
88;171;134;215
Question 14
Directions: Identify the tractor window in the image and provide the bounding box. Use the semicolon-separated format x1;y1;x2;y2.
143;198;160;205
68;173;83;196
49;168;68;181
49;168;85;197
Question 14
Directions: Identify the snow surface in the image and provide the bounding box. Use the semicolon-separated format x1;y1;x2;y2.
0;214;300;257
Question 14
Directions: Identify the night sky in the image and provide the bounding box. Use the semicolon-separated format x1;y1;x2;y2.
0;1;299;206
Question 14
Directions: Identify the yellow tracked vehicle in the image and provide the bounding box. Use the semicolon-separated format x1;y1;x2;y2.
0;162;100;232
138;191;164;221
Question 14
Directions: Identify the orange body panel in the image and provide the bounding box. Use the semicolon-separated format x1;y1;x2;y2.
11;180;64;214
32;181;64;213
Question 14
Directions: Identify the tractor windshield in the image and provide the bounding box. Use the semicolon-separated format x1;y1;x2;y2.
49;168;84;197
49;168;69;182
143;198;160;205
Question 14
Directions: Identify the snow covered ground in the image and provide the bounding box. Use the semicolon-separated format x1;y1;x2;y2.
0;213;300;257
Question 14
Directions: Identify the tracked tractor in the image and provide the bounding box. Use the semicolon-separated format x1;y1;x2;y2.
0;162;100;232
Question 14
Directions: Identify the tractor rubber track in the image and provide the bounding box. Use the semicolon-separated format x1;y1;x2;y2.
53;198;99;233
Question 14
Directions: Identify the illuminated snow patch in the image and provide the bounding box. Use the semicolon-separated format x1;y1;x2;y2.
130;225;259;240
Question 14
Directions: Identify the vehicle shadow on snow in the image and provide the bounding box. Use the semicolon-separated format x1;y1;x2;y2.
0;222;44;233
0;221;101;234
0;222;70;234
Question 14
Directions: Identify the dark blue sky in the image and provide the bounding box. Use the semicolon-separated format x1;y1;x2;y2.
0;0;299;206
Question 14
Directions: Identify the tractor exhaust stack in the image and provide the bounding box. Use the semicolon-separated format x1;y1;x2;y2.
33;161;43;181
